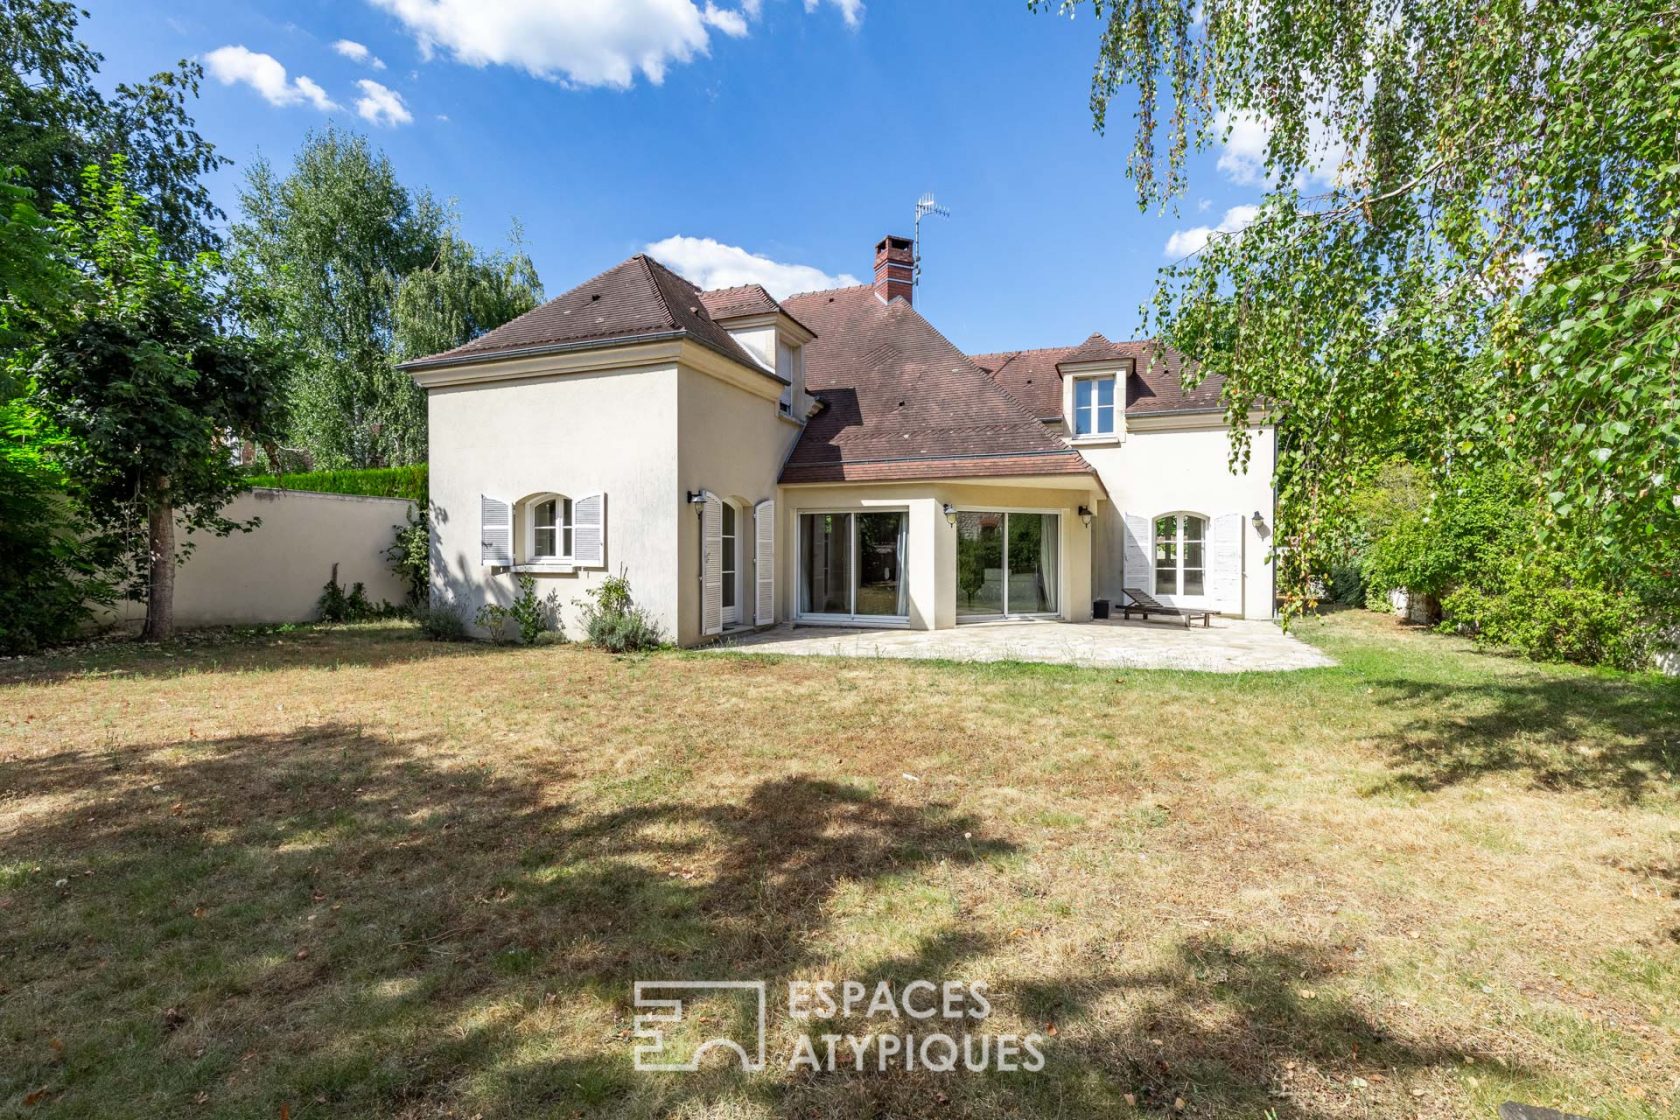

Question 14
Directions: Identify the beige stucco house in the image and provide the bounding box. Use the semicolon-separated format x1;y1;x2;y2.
404;235;1276;646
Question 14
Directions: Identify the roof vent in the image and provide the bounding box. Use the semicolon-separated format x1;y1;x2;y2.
591;293;601;301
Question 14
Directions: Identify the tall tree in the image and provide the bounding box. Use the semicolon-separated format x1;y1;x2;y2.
1;0;226;260
31;161;281;641
230;129;541;468
1039;0;1680;617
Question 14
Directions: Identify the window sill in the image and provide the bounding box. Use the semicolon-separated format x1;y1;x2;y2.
1069;434;1122;448
511;562;576;574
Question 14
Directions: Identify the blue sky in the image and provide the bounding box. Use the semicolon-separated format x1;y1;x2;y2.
77;0;1271;355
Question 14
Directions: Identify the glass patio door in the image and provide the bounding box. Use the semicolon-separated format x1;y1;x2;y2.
798;511;908;620
956;511;1059;619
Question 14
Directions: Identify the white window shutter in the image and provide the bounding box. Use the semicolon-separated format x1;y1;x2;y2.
1121;513;1150;595
701;491;723;636
1209;513;1244;613
481;496;512;567
754;498;775;625
573;493;605;567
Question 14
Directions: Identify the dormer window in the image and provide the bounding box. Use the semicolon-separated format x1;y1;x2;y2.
1073;374;1117;437
777;338;804;417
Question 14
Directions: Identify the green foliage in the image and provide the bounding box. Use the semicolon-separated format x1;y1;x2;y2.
1443;564;1656;672
0;397;113;653
1;0;225;260
317;569;375;624
229;129;541;469
394;229;543;363
1043;0;1680;624
248;465;428;502
414;601;469;642
1352;462;1658;668
384;507;430;607
1356;464;1535;613
576;568;665;652
476;574;560;645
29;160;282;638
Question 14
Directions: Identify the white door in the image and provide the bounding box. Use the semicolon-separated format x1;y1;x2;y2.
721;501;740;625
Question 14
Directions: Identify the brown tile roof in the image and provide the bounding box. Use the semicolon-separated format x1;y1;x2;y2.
696;283;781;319
779;286;1097;485
971;339;1222;419
401;255;778;379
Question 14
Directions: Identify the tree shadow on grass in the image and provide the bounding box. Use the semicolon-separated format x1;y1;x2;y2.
1362;672;1680;802
992;937;1521;1119
0;722;1010;1117
0;624;508;687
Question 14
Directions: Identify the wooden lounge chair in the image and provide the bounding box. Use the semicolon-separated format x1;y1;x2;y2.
1120;588;1216;628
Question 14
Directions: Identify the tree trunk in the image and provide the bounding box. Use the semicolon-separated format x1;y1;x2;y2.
141;480;175;643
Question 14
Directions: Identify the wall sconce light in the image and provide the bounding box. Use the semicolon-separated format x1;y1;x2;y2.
942;503;957;527
1252;510;1267;531
1077;505;1093;527
686;490;707;505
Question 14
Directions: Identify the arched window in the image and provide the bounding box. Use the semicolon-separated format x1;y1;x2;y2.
1154;513;1207;597
522;494;573;561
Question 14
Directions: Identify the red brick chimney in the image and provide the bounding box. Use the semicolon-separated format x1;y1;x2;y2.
873;235;914;304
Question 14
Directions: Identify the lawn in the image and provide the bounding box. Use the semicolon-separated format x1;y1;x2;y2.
2;611;1677;1119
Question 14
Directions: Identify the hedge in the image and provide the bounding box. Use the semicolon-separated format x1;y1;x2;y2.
247;465;427;503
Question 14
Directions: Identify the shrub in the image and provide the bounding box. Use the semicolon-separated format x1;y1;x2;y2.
476;574;560;645
1443;563;1655;671
577;568;665;653
385;508;429;607
415;602;469;642
248;465;428;503
317;565;398;623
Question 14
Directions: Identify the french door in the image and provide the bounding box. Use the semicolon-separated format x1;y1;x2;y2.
798;511;909;621
955;511;1060;620
721;502;740;625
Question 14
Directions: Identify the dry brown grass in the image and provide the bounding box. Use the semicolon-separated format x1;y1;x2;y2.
1;611;1676;1119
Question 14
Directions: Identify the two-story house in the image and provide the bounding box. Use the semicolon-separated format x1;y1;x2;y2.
404;235;1275;645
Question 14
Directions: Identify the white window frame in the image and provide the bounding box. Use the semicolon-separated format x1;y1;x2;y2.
1153;511;1208;598
521;493;574;564
1071;374;1118;438
794;507;912;626
952;505;1066;622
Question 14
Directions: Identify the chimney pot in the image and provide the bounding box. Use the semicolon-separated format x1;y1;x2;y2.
873;234;915;305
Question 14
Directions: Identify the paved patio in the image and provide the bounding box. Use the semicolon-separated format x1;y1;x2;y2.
708;617;1334;673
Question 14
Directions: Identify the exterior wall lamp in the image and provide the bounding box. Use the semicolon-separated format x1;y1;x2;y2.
686;491;707;505
1078;505;1093;527
942;503;957;527
1252;510;1267;532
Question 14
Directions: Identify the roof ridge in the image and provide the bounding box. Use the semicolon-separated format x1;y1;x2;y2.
783;282;873;302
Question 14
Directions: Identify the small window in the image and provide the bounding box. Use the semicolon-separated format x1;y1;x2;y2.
1073;375;1116;436
526;495;573;561
1154;514;1207;596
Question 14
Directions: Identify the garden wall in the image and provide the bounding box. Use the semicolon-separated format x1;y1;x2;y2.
104;488;414;627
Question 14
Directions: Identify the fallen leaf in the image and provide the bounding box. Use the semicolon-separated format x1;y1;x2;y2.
1046;1023;1058;1036
294;948;309;961
22;1088;48;1106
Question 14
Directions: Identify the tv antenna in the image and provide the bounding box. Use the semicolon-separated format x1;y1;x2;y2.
913;193;950;292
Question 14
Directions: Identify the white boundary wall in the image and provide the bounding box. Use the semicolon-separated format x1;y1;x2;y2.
105;488;415;627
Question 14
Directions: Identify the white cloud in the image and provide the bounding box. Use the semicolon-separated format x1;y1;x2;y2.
804;0;864;28
204;45;338;110
355;79;413;126
1215;107;1350;190
333;38;387;69
644;236;859;298
368;0;853;89
701;3;749;37
1164;204;1259;258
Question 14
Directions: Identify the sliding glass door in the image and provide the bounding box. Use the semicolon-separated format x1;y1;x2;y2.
799;511;908;621
956;511;1060;619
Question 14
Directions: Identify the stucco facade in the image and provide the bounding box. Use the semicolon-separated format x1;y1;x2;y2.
409;244;1279;645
